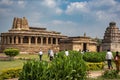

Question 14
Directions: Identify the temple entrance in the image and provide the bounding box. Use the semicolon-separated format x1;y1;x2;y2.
83;43;87;52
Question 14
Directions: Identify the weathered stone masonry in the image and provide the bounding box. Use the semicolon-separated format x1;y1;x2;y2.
0;17;67;53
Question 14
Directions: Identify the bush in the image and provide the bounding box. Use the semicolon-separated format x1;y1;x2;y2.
83;52;106;62
3;48;19;60
19;51;87;80
0;68;21;79
102;70;120;79
86;62;105;70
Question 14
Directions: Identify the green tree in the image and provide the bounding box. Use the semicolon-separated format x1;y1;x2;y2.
3;48;19;60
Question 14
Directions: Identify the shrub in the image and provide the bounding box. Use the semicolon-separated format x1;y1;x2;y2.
83;52;106;62
0;68;21;79
19;60;48;80
19;51;87;80
3;48;20;60
86;62;105;70
102;70;120;79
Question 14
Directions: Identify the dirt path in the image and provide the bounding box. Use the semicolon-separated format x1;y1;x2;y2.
88;70;103;78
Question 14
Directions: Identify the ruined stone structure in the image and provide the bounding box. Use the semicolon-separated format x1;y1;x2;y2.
102;22;120;52
0;17;67;53
60;33;97;52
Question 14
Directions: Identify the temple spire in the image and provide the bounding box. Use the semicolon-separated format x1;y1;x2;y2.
12;17;29;30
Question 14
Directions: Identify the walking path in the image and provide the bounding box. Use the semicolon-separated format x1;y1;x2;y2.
88;70;103;78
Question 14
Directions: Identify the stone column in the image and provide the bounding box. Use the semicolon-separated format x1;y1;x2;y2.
35;37;38;45
56;38;58;45
7;36;10;44
41;37;43;45
87;43;89;51
20;36;23;44
81;43;83;51
12;36;14;44
46;37;48;45
16;36;18;44
51;37;53;45
29;37;31;45
3;36;6;44
2;36;4;44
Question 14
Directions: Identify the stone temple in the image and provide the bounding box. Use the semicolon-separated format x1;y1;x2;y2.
0;17;67;53
60;33;97;52
102;22;120;52
0;17;98;53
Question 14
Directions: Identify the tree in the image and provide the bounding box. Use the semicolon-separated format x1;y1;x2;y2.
3;48;19;60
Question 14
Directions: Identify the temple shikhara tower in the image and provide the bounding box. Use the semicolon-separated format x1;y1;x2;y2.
0;17;67;53
102;22;120;52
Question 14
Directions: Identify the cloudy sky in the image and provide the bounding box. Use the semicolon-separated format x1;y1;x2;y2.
0;0;120;39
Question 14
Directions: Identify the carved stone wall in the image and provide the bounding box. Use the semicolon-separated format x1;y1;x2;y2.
102;22;120;52
60;36;97;52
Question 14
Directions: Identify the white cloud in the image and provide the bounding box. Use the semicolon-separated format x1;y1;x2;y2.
0;0;13;5
17;0;26;8
66;2;89;14
41;0;63;15
55;8;63;14
43;0;56;8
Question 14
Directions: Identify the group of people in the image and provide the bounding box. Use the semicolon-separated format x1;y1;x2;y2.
39;49;69;61
39;49;55;61
39;49;120;72
106;49;120;73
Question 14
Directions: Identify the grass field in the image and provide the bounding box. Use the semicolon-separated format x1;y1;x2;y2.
0;53;49;74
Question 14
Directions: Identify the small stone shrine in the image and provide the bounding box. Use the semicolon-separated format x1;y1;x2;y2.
59;33;97;52
102;22;120;52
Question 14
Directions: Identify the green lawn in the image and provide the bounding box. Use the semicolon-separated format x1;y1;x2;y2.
0;53;49;74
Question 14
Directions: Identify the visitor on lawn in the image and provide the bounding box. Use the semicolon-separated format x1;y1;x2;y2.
50;49;54;61
65;49;69;56
39;49;43;61
106;49;113;69
48;49;50;57
114;51;120;73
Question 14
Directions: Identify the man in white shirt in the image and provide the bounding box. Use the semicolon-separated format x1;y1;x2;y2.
39;49;43;61
65;49;69;56
50;49;54;61
106;49;113;69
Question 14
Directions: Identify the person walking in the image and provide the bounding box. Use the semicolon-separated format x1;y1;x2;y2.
65;49;69;56
48;49;50;57
49;49;54;61
114;51;120;73
106;49;113;69
39;49;43;61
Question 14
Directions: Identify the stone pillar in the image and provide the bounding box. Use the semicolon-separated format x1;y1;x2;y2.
87;43;89;51
29;37;31;45
3;36;6;44
41;37;43;45
46;37;48;45
20;36;23;44
56;38;58;45
12;36;14;44
2;36;5;44
1;36;4;44
81;43;83;51
16;36;18;44
7;36;10;44
35;37;38;45
51;37;53;44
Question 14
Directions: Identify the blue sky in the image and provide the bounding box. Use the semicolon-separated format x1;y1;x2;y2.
0;0;120;39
